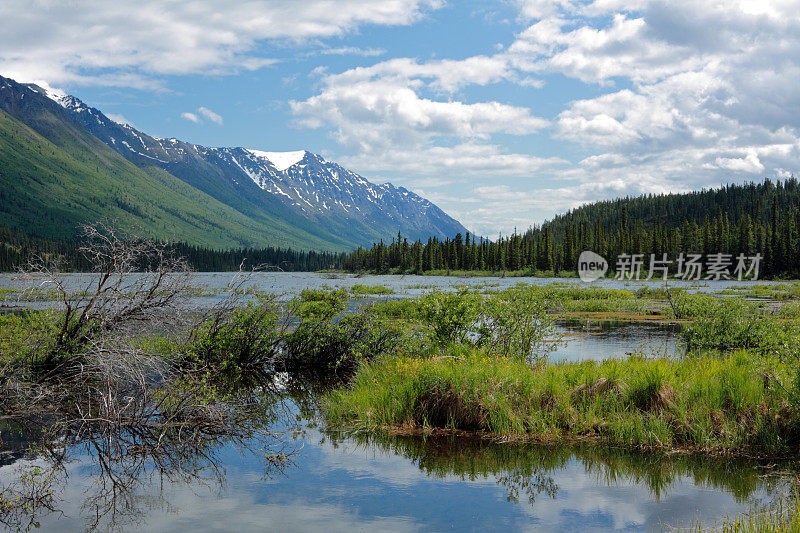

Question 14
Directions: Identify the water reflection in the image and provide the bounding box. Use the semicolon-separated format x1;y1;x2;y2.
553;318;682;361
318;431;796;532
0;390;298;531
2;396;797;532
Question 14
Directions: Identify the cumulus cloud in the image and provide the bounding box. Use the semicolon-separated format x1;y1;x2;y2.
314;47;387;57
0;0;443;86
339;143;567;178
291;79;549;153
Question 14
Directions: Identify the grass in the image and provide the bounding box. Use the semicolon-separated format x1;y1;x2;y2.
324;348;800;457
697;493;800;532
350;284;395;295
719;283;800;300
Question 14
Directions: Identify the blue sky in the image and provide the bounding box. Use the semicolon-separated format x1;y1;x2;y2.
2;0;799;236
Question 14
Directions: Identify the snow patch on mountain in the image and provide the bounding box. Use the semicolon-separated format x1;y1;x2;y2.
247;149;306;171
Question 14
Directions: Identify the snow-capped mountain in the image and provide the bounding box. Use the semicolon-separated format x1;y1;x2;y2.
24;81;467;246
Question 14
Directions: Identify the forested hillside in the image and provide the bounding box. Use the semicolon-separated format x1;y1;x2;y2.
343;179;800;278
0;226;345;272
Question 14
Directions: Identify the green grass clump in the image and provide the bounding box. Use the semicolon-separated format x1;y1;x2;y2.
719;283;800;301
558;298;649;314
324;349;800;456
370;299;423;320
350;284;395;295
0;310;61;366
699;493;800;532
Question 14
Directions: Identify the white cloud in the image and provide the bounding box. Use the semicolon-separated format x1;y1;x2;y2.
291;80;549;153
320;55;518;93
0;0;443;86
181;107;224;125
713;152;765;174
105;113;134;127
181;112;201;124
198;106;223;125
314;47;386;57
340;142;567;178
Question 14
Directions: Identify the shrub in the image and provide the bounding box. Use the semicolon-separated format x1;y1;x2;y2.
681;297;797;353
477;285;560;362
418;288;483;347
282;288;401;376
184;297;283;378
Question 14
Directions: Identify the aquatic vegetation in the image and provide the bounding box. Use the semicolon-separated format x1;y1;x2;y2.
679;296;800;354
370;298;424;320
718;282;800;301
349;283;395;295
416;286;560;362
701;492;800;532
325;348;800;457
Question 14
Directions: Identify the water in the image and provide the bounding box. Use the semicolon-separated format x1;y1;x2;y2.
2;399;793;532
0;271;783;303
553;319;682;362
0;272;793;531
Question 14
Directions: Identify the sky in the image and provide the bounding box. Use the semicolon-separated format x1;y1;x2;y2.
1;0;799;237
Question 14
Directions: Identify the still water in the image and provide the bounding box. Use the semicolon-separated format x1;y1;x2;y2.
0;273;793;531
2;401;793;532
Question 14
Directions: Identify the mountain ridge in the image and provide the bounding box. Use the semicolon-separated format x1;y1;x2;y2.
17;77;469;247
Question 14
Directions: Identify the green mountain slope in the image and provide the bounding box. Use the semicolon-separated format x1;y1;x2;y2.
0;106;343;251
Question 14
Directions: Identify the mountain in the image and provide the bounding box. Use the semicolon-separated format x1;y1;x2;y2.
9;76;467;248
0;76;343;250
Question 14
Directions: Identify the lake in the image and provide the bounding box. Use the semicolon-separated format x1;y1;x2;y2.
0;273;794;531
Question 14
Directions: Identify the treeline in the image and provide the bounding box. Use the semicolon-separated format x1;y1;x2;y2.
0;226;346;272
343;179;800;278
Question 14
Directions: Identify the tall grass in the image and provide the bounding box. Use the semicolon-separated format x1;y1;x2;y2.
697;492;800;532
324;348;800;456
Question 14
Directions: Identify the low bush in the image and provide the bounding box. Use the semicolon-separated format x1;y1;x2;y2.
416;286;560;362
680;297;800;354
282;288;401;376
182;297;283;378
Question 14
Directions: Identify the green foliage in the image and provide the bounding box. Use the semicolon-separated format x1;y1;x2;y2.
419;288;483;347
325;348;800;456
680;296;800;354
349;284;394;295
295;288;348;320
669;293;720;319
477;285;560;361
344;179;800;278
184;298;282;379
370;299;424;320
0;311;61;368
278;287;402;376
415;286;560;362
